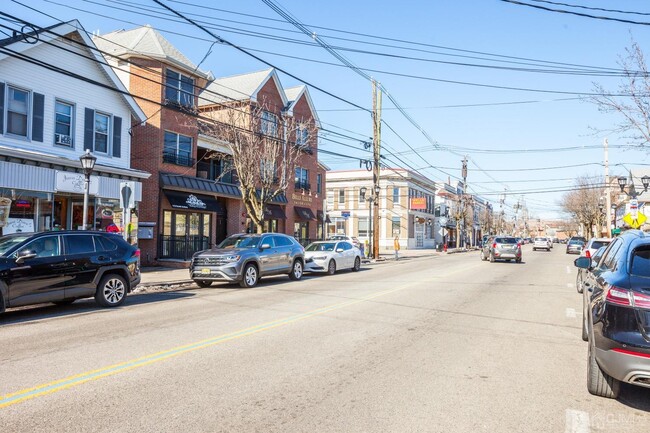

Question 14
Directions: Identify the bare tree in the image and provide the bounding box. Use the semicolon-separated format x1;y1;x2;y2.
560;175;605;238
201;102;317;233
590;41;650;146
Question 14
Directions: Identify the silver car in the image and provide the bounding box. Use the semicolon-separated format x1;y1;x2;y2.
304;240;362;274
190;233;305;288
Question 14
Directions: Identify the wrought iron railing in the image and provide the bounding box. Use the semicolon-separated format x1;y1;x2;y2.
159;235;210;261
162;152;195;167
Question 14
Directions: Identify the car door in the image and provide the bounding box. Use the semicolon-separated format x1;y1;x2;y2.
338;242;354;268
63;234;103;296
257;235;277;274
272;235;294;273
5;235;66;307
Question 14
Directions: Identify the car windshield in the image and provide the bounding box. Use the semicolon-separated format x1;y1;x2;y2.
534;238;546;242
306;242;336;252
569;240;584;246
218;235;261;249
0;235;30;256
495;237;517;244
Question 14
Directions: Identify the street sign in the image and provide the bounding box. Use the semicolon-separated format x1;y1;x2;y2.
120;182;136;209
341;211;350;219
623;212;647;229
630;199;639;218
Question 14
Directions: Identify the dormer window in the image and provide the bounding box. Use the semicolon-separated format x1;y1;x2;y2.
165;69;194;107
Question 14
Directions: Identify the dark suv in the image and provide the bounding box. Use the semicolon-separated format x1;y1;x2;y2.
575;230;650;398
0;231;141;313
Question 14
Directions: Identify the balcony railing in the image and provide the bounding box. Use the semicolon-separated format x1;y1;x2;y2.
295;182;311;191
163;152;195;167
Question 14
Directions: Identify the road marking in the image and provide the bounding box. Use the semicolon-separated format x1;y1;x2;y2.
566;266;571;274
567;283;574;289
0;285;409;409
565;409;590;433
565;308;577;318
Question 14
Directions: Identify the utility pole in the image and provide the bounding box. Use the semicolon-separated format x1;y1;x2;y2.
604;138;612;237
372;79;382;259
462;157;468;248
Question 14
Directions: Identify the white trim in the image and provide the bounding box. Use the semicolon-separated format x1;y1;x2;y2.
250;69;288;106
285;86;321;129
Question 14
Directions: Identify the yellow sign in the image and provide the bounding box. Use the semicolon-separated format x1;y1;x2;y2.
623;212;647;229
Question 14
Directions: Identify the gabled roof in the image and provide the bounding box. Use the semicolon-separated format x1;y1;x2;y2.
284;85;320;128
200;68;288;107
94;25;213;80
0;20;145;123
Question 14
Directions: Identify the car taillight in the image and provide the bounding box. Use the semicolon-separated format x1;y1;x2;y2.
585;250;591;258
605;285;650;309
517;243;521;248
492;243;497;249
133;248;141;258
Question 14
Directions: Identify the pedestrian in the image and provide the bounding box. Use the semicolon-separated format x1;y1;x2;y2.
365;239;370;258
394;236;400;260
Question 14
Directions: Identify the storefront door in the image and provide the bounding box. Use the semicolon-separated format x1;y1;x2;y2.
161;211;211;260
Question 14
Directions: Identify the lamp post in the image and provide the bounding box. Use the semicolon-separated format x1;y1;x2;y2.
617;175;650;199
79;150;97;231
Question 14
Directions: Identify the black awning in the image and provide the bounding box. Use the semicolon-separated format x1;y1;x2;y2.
264;204;287;220
316;210;331;223
294;206;316;220
163;190;225;214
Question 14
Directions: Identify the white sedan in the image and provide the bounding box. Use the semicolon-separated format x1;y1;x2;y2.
304;240;362;274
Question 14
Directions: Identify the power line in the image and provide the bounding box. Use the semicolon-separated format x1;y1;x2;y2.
501;0;650;26
528;0;650;17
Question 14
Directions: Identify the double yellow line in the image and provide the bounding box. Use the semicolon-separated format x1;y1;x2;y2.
1;285;405;408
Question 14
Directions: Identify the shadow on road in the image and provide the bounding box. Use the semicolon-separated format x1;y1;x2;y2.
0;291;196;325
618;383;650;411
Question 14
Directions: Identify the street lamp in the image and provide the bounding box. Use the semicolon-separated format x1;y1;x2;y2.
79;150;97;231
618;175;650;198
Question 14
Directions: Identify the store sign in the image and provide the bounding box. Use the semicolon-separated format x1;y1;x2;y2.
186;194;207;209
55;171;99;195
291;192;313;207
410;197;426;210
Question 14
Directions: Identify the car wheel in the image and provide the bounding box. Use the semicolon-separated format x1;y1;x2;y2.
289;259;304;281
0;284;6;314
576;273;583;294
516;257;522;263
533;248;536;251
239;263;259;288
489;253;495;263
327;259;336;275
480;250;486;261
582;296;589;342
352;257;361;272
95;274;128;307
53;299;76;306
195;280;212;288
587;338;620;398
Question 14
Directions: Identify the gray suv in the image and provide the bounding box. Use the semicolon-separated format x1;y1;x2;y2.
190;233;305;288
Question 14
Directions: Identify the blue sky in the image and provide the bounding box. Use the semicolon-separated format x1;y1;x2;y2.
6;0;650;219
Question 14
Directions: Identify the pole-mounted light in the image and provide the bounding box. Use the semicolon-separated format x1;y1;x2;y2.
79;150;97;231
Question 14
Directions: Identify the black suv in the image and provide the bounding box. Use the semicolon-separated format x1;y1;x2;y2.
575;230;650;398
0;231;141;313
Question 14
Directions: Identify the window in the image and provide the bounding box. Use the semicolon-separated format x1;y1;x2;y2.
295;167;309;190
273;235;293;247
54;100;73;146
65;235;96;255
359;189;366;204
260;111;278;137
631;246;650;277
359;217;369;237
393;187;400;206
261;159;277;182
296;127;309;146
95;236;117;252
392;217;401;236
338;189;345;205
165;69;194;107
163;131;193;166
316;174;322;194
7;85;29;137
94;112;110;153
21;236;61;258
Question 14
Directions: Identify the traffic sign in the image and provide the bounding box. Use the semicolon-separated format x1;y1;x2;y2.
623;212;647;229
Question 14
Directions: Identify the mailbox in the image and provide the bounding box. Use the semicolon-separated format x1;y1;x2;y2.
138;222;155;240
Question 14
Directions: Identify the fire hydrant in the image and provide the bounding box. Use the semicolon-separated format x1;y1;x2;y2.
443;243;448;253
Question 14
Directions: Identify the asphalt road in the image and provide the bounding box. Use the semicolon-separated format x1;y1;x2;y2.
1;246;649;432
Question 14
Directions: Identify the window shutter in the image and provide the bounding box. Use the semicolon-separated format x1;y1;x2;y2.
32;92;45;142
112;116;122;158
0;83;4;134
84;108;94;151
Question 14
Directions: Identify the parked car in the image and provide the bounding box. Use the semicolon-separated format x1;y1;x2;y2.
0;231;141;313
190;233;305;288
327;235;360;249
566;239;585;254
574;230;650;398
533;237;551;252
304;241;362;274
576;246;607;295
480;236;522;263
569;236;587;244
581;237;612;259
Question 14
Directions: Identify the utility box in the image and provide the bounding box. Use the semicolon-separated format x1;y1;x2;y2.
138;222;155;240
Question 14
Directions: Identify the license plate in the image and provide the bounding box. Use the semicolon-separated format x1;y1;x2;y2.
201;268;211;275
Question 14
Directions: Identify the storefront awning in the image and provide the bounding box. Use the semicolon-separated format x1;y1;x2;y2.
295;206;316;220
163;190;225;213
264;204;287;220
316;210;331;223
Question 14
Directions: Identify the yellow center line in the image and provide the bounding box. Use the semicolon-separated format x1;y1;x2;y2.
1;285;408;409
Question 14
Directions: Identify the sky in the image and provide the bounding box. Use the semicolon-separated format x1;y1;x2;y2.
4;0;650;220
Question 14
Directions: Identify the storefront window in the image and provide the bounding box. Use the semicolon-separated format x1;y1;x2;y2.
160;211;212;260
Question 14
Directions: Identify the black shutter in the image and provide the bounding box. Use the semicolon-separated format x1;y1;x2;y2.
112;116;122;158
32;92;45;142
0;83;5;134
84;108;94;151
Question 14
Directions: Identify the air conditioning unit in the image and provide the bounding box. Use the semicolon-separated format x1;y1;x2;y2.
55;134;72;145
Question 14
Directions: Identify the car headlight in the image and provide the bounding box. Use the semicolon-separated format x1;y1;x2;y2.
312;256;327;261
223;255;240;263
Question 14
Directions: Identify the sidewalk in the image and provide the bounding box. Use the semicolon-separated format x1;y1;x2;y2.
139;248;456;287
